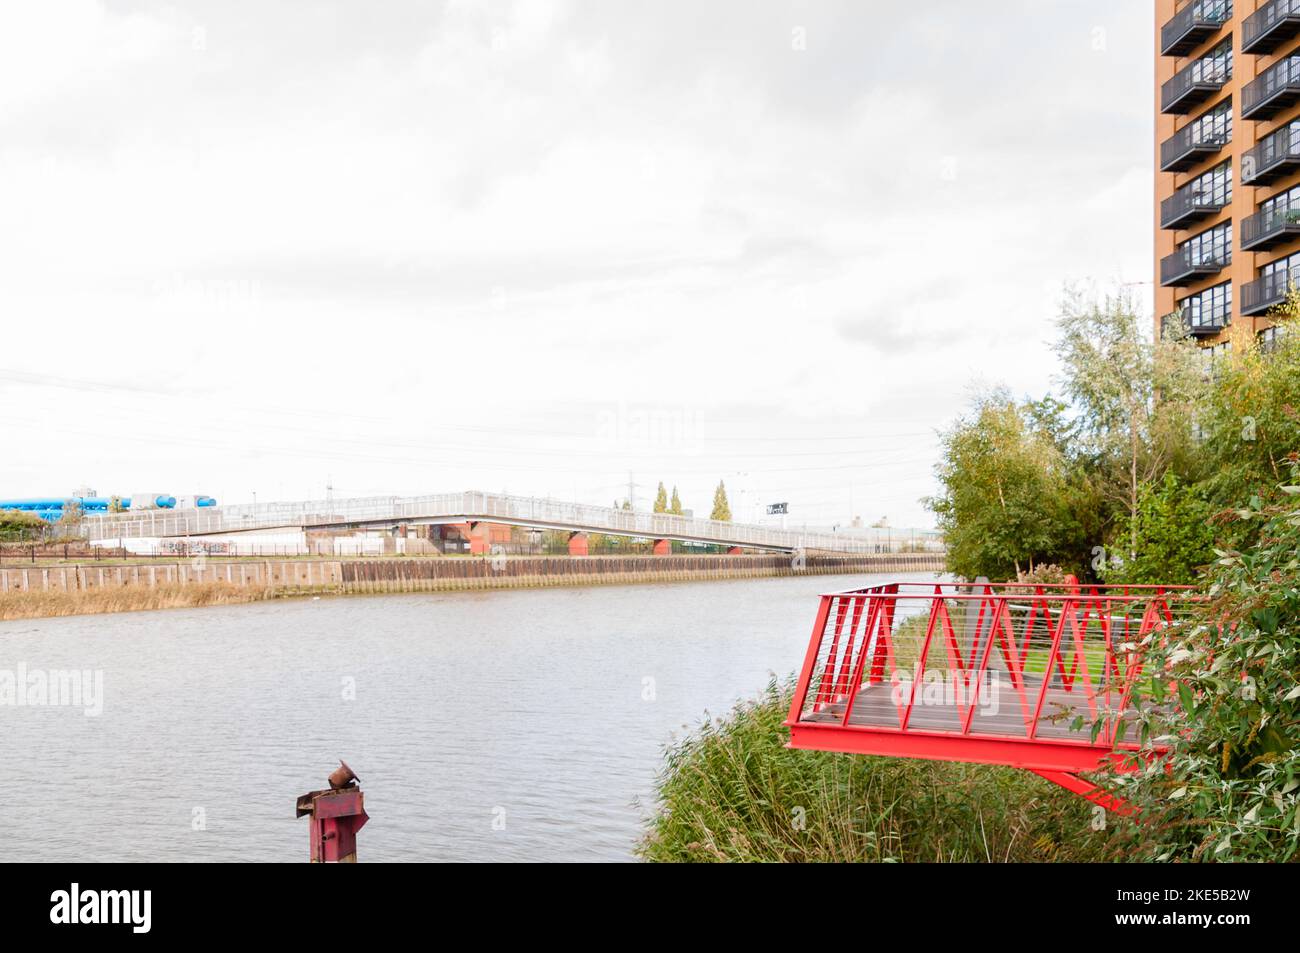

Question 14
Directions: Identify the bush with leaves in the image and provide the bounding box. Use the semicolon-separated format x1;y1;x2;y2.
1107;486;1300;862
1194;309;1300;520
0;509;47;542
640;678;1112;862
1104;472;1216;586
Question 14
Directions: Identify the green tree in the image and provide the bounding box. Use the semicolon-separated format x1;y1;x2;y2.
926;388;1074;581
653;482;669;513
1193;301;1300;517
669;486;683;515
1053;287;1206;561
1104;472;1215;586
710;481;732;521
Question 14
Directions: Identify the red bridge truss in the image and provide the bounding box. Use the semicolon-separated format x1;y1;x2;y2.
785;581;1199;810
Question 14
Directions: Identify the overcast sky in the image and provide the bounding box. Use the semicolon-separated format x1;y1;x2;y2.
0;0;1153;528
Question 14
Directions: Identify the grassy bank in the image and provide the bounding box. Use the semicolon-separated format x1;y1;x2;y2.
0;583;274;622
638;678;1121;862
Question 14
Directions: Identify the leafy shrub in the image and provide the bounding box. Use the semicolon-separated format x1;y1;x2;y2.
1104;473;1216;586
1108;489;1300;861
640;678;1114;862
0;509;47;542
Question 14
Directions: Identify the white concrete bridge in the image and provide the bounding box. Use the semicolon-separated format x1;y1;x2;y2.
83;490;942;556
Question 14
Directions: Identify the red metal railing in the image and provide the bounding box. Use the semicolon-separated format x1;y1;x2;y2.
785;580;1199;808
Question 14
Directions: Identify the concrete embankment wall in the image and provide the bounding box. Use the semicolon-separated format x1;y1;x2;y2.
0;553;945;596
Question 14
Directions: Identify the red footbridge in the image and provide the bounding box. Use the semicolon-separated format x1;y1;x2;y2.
786;581;1197;809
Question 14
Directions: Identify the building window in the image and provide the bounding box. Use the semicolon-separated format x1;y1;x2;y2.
1193;0;1232;18
1195;39;1234;84
1262;53;1300;93
1189;160;1233;206
1192;100;1234;149
1201;340;1233;373
1260;181;1300;220
1260;324;1289;352
1178;281;1232;330
1255;118;1300;168
1179;221;1233;265
1262;248;1300;281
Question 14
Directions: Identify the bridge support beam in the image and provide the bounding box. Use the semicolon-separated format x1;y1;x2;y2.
461;521;511;556
468;522;491;556
652;539;672;557
1030;769;1136;815
568;532;589;557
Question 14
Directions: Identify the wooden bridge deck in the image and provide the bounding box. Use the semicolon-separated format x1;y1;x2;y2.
801;671;1143;742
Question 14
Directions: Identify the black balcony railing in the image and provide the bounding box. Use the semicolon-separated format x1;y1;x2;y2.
1243;125;1300;184
1160;245;1230;286
1244;0;1300;54
1175;306;1232;337
1242;268;1299;316
1161;120;1230;172
1161;182;1228;230
1242;206;1300;250
1163;1;1233;56
1243;58;1300;119
1163;57;1231;114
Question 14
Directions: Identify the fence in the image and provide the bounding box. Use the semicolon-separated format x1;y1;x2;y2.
0;553;946;597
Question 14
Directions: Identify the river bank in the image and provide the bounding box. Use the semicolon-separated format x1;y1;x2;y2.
0;552;944;621
639;679;1115;862
0;582;272;621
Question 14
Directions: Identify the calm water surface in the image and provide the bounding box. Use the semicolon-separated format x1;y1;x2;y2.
1;572;939;862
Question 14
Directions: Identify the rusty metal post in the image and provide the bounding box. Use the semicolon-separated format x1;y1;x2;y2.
296;760;369;863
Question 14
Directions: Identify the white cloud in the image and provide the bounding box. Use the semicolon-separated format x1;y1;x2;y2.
0;0;1154;527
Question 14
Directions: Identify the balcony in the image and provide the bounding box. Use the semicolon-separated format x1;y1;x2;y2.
1244;0;1300;54
1162;59;1230;114
1242;126;1300;184
1161;182;1228;230
1242;206;1300;250
1163;2;1232;57
1163;308;1229;338
1242;59;1300;120
1161;244;1230;286
1161;121;1229;172
1183;305;1232;337
1241;268;1298;316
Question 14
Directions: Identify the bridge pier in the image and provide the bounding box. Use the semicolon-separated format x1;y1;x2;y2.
469;522;492;556
447;521;510;556
652;539;671;557
568;532;589;557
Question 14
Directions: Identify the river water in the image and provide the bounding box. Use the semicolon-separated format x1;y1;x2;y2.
1;571;939;862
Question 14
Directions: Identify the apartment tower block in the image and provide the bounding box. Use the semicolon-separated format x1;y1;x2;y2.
1156;0;1300;353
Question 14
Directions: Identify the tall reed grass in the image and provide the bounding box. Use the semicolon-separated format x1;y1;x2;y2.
0;583;273;621
639;678;1120;862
